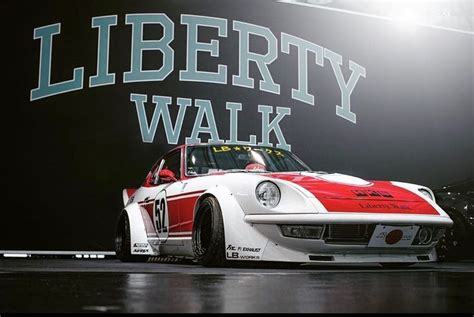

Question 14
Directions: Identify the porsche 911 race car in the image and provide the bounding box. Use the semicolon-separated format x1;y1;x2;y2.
115;144;453;267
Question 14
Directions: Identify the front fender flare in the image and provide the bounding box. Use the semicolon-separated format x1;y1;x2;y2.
197;186;269;261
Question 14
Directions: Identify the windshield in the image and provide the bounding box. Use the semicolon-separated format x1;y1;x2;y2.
186;145;311;176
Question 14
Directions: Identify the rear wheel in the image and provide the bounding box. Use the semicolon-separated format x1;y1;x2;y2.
192;196;226;267
115;212;149;262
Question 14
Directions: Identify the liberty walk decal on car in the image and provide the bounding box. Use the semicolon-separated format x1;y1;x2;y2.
154;190;169;242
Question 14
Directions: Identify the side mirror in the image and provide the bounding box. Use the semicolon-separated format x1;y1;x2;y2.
159;169;177;183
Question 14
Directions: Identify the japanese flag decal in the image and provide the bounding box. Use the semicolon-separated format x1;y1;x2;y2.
154;190;169;242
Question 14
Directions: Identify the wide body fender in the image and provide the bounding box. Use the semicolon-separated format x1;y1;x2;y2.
392;181;452;222
203;186;269;261
123;203;159;256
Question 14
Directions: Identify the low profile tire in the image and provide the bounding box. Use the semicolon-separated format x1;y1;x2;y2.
115;212;149;262
192;196;226;267
436;211;469;261
380;263;415;269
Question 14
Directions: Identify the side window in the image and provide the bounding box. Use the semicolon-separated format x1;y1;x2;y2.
162;150;181;180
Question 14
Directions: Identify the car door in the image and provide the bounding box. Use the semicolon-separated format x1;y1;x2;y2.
152;149;182;244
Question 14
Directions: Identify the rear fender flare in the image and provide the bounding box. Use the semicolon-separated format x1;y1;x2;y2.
122;203;159;256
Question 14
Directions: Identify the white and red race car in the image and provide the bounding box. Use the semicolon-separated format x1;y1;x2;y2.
115;144;453;267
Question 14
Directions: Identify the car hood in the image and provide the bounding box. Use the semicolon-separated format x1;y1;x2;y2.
266;172;440;215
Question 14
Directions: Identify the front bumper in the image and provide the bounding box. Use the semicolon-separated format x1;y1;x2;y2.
243;213;452;263
244;212;453;226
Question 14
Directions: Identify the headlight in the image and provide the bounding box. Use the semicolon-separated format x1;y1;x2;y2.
255;181;280;208
418;188;434;201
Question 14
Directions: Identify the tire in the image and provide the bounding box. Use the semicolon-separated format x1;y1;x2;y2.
380;263;415;269
192;196;226;267
436;211;469;261
115;212;149;262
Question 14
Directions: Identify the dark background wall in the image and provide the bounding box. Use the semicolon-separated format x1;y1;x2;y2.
2;0;472;251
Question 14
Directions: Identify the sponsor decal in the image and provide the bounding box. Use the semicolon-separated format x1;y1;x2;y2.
226;252;261;260
226;244;262;260
352;190;393;198
242;247;261;252
238;255;260;260
227;244;261;253
368;225;418;248
133;242;149;253
358;202;411;210
212;145;285;157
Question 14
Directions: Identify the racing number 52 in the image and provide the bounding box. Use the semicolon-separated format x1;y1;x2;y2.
154;198;168;233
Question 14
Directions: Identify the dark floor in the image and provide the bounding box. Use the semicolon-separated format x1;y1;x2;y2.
0;259;473;313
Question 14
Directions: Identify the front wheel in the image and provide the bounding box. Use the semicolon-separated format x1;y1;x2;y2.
115;212;149;262
192;196;226;267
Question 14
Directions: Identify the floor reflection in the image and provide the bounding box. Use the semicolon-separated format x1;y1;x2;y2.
1;260;473;313
120;271;474;313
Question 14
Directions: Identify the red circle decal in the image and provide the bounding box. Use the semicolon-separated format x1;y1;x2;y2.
385;229;403;245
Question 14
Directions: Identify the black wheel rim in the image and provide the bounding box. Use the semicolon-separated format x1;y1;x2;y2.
196;203;213;256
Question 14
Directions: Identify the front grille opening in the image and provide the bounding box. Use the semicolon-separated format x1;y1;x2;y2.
309;255;334;262
324;224;376;245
